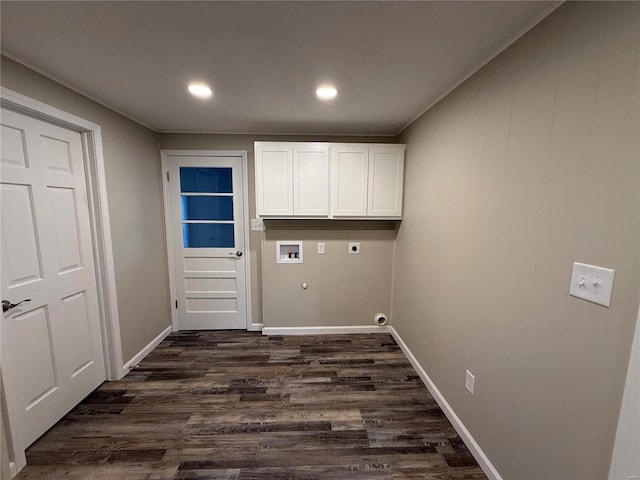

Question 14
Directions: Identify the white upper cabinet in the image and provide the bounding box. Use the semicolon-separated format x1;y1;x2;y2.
330;144;369;217
255;142;329;217
255;142;293;216
367;146;405;217
255;142;404;219
332;143;405;218
293;143;330;216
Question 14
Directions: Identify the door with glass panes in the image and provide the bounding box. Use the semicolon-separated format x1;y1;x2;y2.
167;154;246;329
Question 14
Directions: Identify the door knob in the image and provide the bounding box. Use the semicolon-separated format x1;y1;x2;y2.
2;299;31;312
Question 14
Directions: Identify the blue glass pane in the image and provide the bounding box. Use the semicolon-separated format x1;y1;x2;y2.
181;196;233;221
182;223;235;248
180;167;232;193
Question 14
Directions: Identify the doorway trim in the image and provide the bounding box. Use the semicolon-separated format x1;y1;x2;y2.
0;89;125;377
160;150;254;331
0;88;125;475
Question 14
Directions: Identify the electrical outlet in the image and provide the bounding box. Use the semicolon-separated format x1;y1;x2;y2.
348;242;360;254
465;370;475;395
251;219;264;231
317;242;325;254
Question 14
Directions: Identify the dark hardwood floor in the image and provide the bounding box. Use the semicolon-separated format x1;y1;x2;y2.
15;331;488;479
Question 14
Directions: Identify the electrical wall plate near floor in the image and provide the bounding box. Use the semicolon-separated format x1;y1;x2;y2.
569;262;615;307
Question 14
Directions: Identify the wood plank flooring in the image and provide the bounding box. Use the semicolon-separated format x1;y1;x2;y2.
15;331;488;479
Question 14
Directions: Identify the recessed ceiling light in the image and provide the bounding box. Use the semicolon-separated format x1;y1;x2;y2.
316;85;337;101
188;82;213;99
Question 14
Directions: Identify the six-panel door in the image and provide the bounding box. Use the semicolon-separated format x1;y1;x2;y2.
0;108;106;452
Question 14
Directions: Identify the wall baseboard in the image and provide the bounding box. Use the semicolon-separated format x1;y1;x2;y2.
262;325;391;336
123;325;172;373
387;326;503;480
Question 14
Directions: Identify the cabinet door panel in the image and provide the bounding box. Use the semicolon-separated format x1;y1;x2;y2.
293;144;329;216
331;145;368;217
368;147;404;217
255;143;293;216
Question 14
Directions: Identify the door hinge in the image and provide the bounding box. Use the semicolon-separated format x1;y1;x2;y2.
175;300;178;309
166;171;170;182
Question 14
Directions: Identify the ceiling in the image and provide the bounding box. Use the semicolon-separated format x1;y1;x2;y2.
1;1;559;136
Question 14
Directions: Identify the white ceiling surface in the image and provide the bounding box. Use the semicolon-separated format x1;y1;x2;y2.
1;1;558;136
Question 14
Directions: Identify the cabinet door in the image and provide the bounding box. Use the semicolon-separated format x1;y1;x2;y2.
293;143;329;216
255;142;293;216
367;146;405;217
331;144;369;217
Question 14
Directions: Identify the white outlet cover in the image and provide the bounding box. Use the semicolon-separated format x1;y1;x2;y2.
317;242;325;254
465;370;475;395
348;242;360;254
569;262;615;307
251;219;264;231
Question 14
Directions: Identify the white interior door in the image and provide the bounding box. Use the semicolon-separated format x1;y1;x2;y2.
0;108;106;452
167;155;247;330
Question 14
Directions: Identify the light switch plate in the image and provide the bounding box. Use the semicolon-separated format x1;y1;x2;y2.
569;262;615;307
251;219;264;231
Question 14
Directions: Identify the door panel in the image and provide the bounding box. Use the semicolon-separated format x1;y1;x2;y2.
186;297;238;312
60;290;94;376
42;135;73;173
13;306;57;410
167;155;247;330
185;277;237;292
1;184;43;285
49;187;83;271
183;256;235;272
1;108;105;452
0;123;28;167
